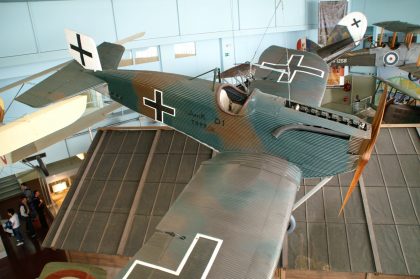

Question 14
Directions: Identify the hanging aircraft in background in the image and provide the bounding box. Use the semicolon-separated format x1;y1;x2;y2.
0;33;144;167
14;23;387;278
328;21;420;81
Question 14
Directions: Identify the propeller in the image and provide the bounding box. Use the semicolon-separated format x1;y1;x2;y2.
0;32;145;95
339;83;388;214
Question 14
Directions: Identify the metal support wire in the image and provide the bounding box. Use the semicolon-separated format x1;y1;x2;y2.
5;84;24;115
292;176;333;211
189;67;221;91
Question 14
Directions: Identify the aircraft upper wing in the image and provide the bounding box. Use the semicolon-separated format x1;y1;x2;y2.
118;152;301;279
373;21;420;34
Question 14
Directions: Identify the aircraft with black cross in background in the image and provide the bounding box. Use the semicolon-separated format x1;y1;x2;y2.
14;20;387;278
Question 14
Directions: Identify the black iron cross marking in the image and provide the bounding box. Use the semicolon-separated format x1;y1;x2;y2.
351;18;361;28
70;33;92;66
143;90;176;122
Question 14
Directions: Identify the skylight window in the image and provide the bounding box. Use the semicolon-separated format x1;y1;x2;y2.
174;42;196;58
135;47;159;64
119;50;133;67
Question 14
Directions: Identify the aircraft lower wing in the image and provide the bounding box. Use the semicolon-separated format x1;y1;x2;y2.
118;152;301;279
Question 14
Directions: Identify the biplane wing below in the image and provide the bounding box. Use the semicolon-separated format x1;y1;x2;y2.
21;29;385;278
0;101;121;167
0;95;87;163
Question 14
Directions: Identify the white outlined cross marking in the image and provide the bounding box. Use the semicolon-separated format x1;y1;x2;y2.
256;54;325;83
122;233;223;279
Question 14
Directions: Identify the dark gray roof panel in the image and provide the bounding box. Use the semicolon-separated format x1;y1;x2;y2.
285;127;419;276
378;155;407;187
374;225;408;275
389;128;417;154
326;223;350;272
388;188;418;225
341;186;366;224
307;223;328;270
363;155;385;187
407;129;420;153
366;187;394;225
323;187;344;223
43;128;213;257
346;223;375;273
398;225;420;275
375;129;396;154
399;155;420;187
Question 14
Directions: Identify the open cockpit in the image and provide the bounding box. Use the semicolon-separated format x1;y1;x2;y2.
217;85;249;115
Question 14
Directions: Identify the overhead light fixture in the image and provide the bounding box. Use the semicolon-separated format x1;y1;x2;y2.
76;153;85;160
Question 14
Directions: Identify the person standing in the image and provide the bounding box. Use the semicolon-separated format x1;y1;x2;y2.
19;196;36;238
7;208;24;246
32;190;48;229
21;184;36;218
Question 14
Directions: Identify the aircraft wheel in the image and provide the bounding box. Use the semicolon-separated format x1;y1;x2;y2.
408;73;419;82
287;215;296;234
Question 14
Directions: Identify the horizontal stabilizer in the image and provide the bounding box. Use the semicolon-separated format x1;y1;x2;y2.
16;61;105;108
0;95;86;157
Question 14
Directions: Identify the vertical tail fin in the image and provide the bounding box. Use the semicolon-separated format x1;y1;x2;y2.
65;29;103;71
317;12;368;63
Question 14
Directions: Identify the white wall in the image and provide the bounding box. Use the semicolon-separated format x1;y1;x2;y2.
350;0;420;25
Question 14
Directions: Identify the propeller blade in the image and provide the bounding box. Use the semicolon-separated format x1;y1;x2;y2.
0;32;146;95
115;32;145;45
339;84;388;214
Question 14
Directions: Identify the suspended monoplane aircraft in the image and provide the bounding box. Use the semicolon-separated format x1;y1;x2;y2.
16;29;387;278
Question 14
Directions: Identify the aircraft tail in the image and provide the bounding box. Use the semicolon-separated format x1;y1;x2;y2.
316;12;367;63
16;30;125;108
65;29;125;71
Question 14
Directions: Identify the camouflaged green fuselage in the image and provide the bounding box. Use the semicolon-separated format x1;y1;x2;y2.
95;70;370;178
